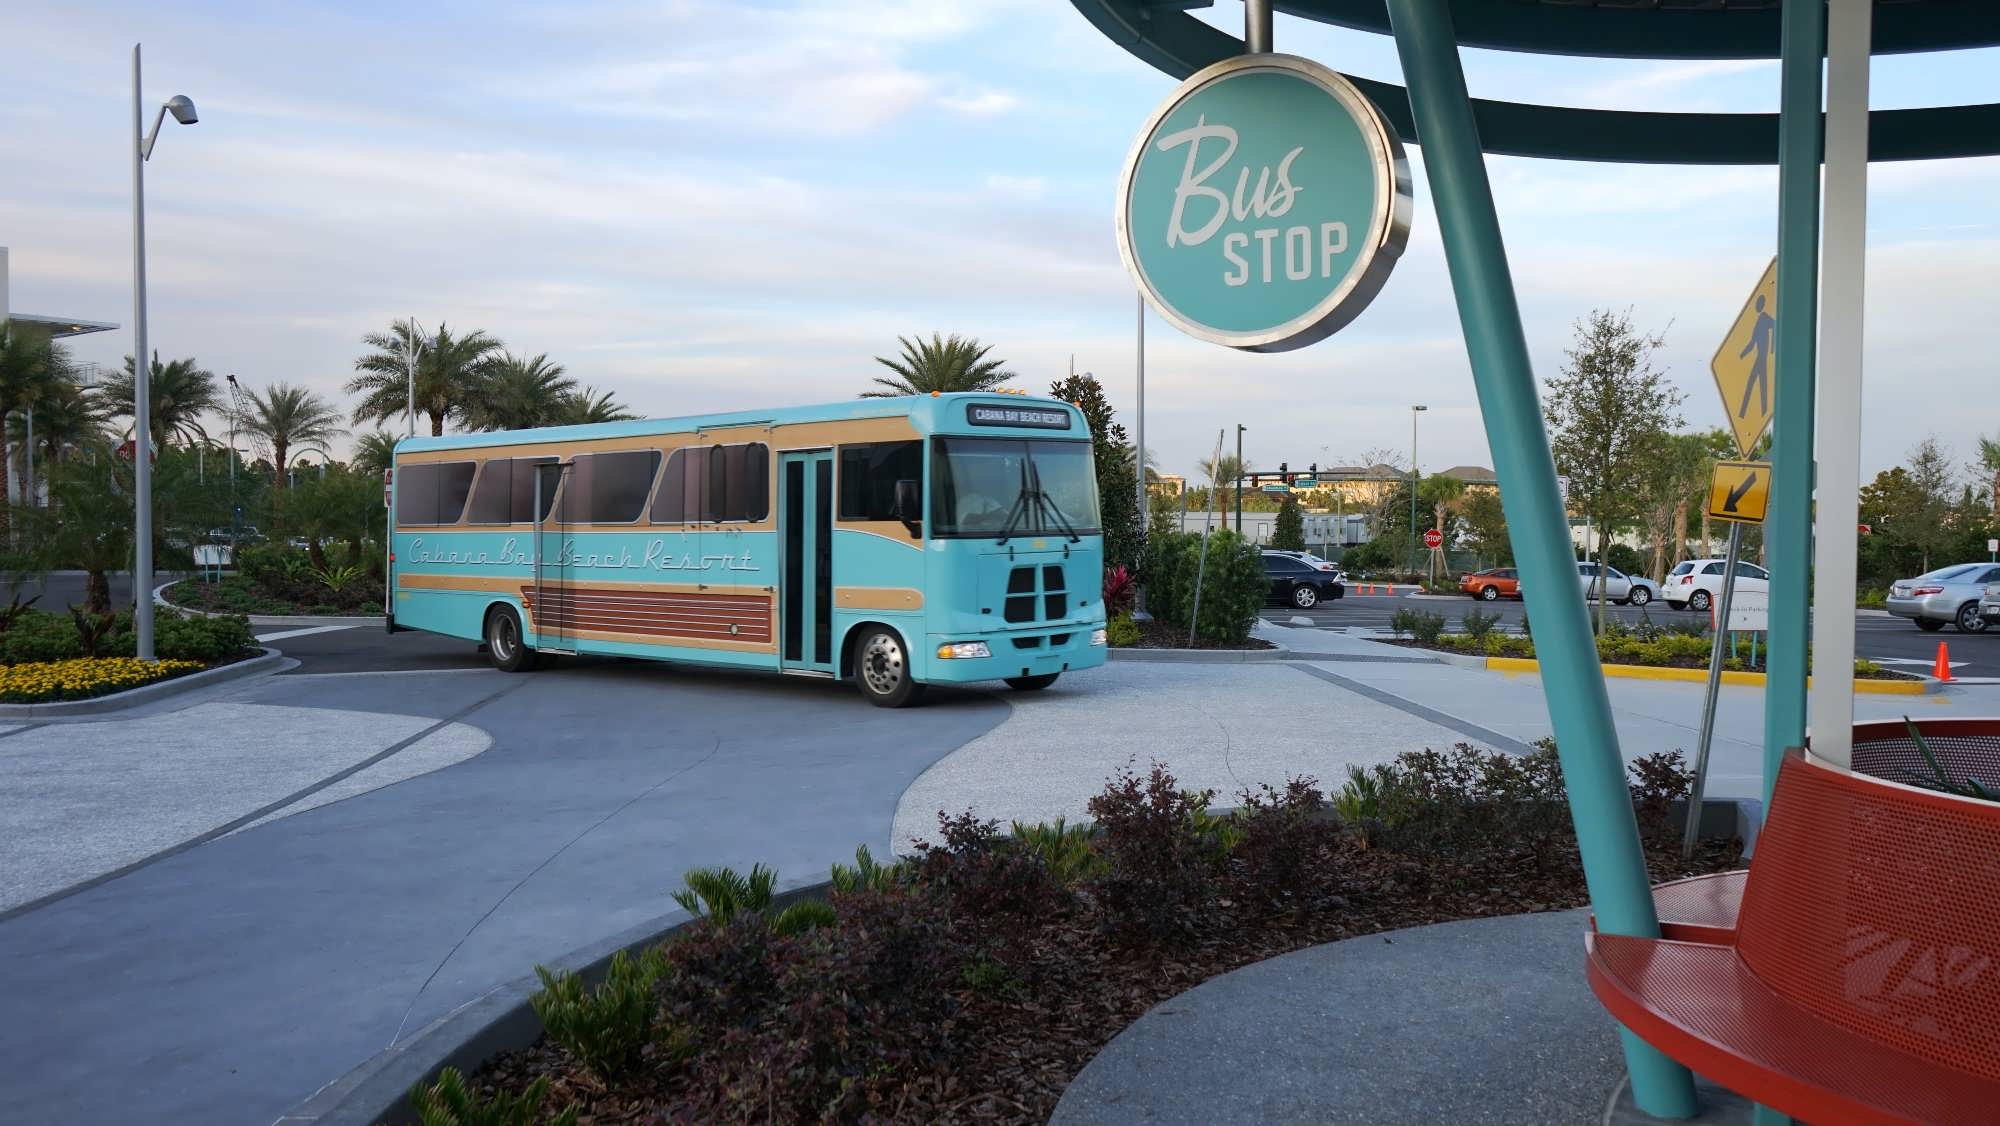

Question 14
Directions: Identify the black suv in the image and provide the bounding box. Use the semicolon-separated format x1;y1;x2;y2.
1261;551;1345;609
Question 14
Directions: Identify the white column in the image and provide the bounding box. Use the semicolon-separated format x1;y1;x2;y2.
2;246;14;506
1809;0;1872;769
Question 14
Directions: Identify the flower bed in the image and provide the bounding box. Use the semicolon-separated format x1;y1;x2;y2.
0;656;205;704
0;606;258;703
425;746;1740;1125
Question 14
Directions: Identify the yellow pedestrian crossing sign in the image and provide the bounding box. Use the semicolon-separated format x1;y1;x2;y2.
1708;459;1770;525
1711;257;1778;457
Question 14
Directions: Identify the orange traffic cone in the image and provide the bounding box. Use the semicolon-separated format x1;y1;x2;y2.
1934;641;1955;683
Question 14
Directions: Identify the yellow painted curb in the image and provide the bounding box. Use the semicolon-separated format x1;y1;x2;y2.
1481;656;1927;695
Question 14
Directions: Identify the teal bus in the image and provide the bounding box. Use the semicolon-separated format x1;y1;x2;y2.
386;392;1109;705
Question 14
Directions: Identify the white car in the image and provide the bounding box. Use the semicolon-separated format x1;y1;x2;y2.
1665;557;1770;613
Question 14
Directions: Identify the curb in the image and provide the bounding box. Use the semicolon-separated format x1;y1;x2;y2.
288;877;837;1126
1110;644;1290;663
1482;655;1935;696
0;647;285;718
156;580;382;628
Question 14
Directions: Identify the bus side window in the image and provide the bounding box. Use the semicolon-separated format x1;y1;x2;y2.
838;442;921;521
397;461;476;525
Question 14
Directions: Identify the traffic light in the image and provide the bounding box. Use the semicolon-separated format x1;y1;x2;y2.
1279;461;1291;485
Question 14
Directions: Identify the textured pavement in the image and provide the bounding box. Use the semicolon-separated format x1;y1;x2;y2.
1052;909;1628;1126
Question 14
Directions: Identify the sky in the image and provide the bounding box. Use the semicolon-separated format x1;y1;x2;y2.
4;0;1997;487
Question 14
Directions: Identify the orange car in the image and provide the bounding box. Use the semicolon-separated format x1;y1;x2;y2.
1459;567;1520;601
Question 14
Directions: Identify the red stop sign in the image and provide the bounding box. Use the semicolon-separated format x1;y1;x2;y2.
1423;528;1444;549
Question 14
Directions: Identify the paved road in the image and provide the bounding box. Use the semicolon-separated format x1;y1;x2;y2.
0;571;183;613
1289;593;2000;679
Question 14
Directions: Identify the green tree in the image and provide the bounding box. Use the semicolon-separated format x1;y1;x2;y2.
1419;473;1466;578
1543;309;1685;630
552;386;639;425
0;323;68;540
1460;489;1512;567
348;320;504;436
1860;437;1961;576
1196;453;1252;527
1639;431;1714;582
1272;494;1305;551
351;430;399;477
1975;433;2000;518
104;353;222;447
287;467;381;569
1050;372;1142;573
464;352;577;431
240;382;347;524
18;455;132;613
862;334;1011;397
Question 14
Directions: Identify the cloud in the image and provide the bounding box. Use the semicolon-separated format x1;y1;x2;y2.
939;89;1022;117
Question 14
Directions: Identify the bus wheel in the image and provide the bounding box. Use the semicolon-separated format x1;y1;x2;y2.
485;606;538;673
1004;673;1059;691
854;626;922;708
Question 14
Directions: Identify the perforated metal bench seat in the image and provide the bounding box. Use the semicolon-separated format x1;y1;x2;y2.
1585;752;2000;1125
1588;933;2000;1126
1648;870;1746;944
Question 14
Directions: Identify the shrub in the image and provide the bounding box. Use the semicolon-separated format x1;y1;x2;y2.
914;811;1071;937
1626;750;1693;841
769;898;838;936
311;561;364;594
1399;609;1446;644
674;864;779;927
1332;763;1413;849
1376;742;1571;865
1142;530;1266;644
1105;612;1142;647
1230;778;1333;909
154;611;254;662
0;656;202;703
830;844;907;895
1085;762;1226;943
1461;609;1501;640
529;947;673;1080
409;1067;576;1126
1010;816;1101;885
0;611;83;664
657;912;787;1034
1388;606;1419;638
69;607;119;658
1102;564;1136;617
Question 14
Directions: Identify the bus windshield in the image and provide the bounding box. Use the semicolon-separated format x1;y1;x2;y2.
933;438;1101;538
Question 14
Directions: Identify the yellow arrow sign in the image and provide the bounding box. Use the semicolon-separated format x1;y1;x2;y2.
1707;459;1770;524
1711;257;1778;458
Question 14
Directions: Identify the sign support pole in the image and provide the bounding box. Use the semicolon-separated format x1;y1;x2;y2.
1190;428;1224;648
1807;0;1872;771
1685;521;1745;860
1384;0;1695;1115
1133;292;1148;620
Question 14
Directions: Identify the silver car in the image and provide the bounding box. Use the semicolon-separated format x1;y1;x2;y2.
1886;563;2000;633
1983;582;2000;626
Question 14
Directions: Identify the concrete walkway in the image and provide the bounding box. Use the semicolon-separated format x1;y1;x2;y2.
1052;908;1751;1125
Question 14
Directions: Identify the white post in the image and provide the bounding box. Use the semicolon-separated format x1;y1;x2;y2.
1809;0;1871;769
405;317;418;438
131;43;156;660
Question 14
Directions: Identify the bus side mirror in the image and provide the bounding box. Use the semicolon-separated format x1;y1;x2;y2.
893;479;921;527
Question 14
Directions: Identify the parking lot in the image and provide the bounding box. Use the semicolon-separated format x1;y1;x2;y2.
1286;592;2000;680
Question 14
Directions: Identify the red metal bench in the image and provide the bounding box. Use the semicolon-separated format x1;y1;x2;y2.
1588;752;2000;1126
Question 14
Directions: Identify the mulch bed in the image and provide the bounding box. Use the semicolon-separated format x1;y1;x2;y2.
470;819;1737;1124
1117;616;1278;651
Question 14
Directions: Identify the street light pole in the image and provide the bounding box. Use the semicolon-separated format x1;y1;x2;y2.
1234;423;1245;536
1410;404;1427;573
404;316;429;438
129;44;197;662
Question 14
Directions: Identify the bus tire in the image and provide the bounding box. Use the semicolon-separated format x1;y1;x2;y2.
853;626;922;708
484;605;538;673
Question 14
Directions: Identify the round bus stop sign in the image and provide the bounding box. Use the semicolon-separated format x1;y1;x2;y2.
1423;528;1444;550
1118;53;1411;352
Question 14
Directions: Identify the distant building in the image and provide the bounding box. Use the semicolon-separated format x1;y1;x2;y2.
1437;464;1499;491
1149;473;1186;496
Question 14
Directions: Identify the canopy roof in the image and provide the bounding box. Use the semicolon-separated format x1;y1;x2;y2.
6;313;119;339
1072;0;2000;163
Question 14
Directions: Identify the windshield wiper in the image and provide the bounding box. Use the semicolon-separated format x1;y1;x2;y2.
995;456;1035;545
1030;459;1081;543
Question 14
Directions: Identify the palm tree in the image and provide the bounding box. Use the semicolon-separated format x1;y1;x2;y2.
351;430;399;477
1419;473;1467;579
463;352;577;431
9;374;109;489
1197;453;1251;526
103;353;222;447
862;334;1012;397
241;383;347;524
553;386;639;425
348;320;504;436
1978;434;2000;517
0;323;65;534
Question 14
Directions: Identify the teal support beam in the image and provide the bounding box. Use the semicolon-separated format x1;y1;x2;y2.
1382;0;1697;1116
1762;0;1824;809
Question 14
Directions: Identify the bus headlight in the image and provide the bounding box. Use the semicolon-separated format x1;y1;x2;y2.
936;641;991;660
1090;628;1107;646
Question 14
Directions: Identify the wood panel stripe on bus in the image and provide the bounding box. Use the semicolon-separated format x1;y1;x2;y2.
520;585;773;644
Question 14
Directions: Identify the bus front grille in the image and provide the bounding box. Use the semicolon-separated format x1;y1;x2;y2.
1004;565;1069;624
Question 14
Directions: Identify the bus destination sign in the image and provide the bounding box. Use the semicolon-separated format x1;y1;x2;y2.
966;403;1072;430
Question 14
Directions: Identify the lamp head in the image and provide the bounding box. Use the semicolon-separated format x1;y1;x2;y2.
165;95;198;125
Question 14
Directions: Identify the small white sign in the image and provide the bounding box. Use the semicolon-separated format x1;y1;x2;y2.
1557;475;1571;507
1989;538;1998;554
192;544;232;568
1726;590;1769;633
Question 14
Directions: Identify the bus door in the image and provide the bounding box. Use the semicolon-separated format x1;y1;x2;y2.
779;450;834;673
532;461;576;654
